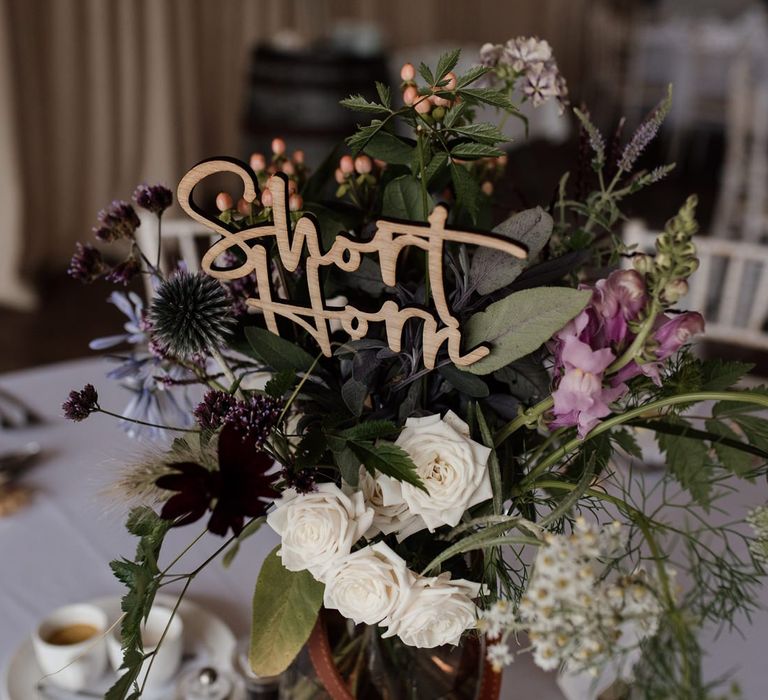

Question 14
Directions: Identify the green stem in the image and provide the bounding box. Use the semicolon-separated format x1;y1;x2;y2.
520;391;768;489
97;408;199;433
607;300;660;374
155;215;163;270
494;396;553;446
209;346;243;399
277;353;323;425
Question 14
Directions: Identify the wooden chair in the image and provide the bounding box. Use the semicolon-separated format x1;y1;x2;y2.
623;219;768;351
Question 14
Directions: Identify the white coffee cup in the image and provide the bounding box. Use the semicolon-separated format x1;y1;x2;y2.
32;603;108;690
107;604;184;689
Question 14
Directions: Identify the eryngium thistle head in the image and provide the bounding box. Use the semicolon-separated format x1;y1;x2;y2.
149;271;234;358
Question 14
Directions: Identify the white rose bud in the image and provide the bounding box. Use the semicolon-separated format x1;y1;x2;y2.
323;542;413;625
345;466;419;539
266;483;374;581
378;411;492;538
382;573;481;648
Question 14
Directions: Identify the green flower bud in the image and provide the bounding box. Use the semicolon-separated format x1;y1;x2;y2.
662;278;688;304
633;254;652;274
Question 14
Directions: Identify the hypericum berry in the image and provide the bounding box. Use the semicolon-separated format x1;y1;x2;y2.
334;168;345;184
237;198;252;216
261;188;274;208
250;153;266;172
400;62;416;82
289;193;303;212
281;161;295;176
216;192;234;212
481;181;494;196
432;106;446;122
292;149;305;164
339;155;354;174
414;98;431;115
271;137;286;156
354;155;372;175
443;71;457;90
287;179;298;194
403;85;418;105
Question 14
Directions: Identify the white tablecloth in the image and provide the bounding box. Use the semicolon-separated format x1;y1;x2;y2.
1;358;768;699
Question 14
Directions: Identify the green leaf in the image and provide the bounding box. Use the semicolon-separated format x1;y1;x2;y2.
375;81;391;109
450;162;480;222
456;65;490;89
333;446;362;486
705;419;754;476
657;422;712;506
339;94;390;115
493;354;551;404
476;405;501;514
424;151;449;186
464;288;591;375
699;360;754;391
363;131;414;165
443;102;467;129
344;256;386;296
438;364;489;398
382;175;428;221
341;377;367;417
265;370;296;399
349;440;425;490
449;122;507;144
250;547;324;677
341;420;398;441
244;327;315;373
458;87;514;110
450;142;504;159
436;48;461;81
612;429;643;459
469;207;553;295
346;120;386;155
418;62;435;85
223;517;266;568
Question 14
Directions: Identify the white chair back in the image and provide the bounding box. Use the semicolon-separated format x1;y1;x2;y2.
623;219;768;351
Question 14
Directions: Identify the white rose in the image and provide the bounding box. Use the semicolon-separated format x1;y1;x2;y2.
382;573;481;648
266;483;374;581
377;411;492;538
323;542;413;625
346;466;419;539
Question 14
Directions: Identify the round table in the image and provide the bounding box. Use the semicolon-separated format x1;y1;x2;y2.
2;358;767;699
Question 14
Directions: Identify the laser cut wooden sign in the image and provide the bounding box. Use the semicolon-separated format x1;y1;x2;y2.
178;158;527;370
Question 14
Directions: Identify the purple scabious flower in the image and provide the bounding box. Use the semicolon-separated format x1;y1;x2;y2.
223;394;282;449
194;390;238;430
133;183;173;216
63;384;99;421
68;243;107;283
105;257;141;286
95;200;140;241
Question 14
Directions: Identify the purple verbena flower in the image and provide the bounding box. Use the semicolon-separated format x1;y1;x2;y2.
68;243;106;283
105;257;141;286
62;384;99;421
223;394;282;449
133;183;173;216
95;200;140;241
194;390;238;430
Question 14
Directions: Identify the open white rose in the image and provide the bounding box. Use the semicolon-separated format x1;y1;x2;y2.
323;542;413;625
382;573;481;648
266;483;374;581
377;411;492;538
347;466;419;539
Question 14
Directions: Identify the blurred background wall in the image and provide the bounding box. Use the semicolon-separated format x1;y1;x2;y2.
1;0;767;369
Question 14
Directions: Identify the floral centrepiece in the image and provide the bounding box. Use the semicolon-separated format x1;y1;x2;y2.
64;41;768;700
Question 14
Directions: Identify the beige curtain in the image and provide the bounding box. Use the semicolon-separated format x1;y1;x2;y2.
0;0;589;310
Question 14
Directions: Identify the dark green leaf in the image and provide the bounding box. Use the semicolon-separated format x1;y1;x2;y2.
344;256;386;296
250;547;324;676
382;175;428;221
464;288;591;375
705;419;754;476
334;446;362;485
475;405;501;514
493;354;551;404
363;130;414;165
349;440;425;490
341;378;367;417
450;142;504;159
443;102;467;129
223;517;266;568
657;422;712;506
424;151;449;186
346;120;386;155
458;87;514;109
375;81;391;109
469;207;553;294
244;327;315;373
436;48;461;81
612;429;643;459
438;365;489;398
449;122;507;144
456;65;490;88
339;94;390;115
450;163;480;222
699;360;755;391
265;370;296;399
341;420;399;441
418;62;435;85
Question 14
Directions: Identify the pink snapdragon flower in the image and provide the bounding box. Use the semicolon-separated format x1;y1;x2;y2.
548;269;703;438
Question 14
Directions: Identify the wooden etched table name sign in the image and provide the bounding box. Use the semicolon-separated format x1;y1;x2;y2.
178;158;527;370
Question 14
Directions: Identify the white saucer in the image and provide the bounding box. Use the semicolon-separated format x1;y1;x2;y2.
2;594;243;700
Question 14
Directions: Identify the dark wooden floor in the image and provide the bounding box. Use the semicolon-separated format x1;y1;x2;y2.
0;132;757;374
